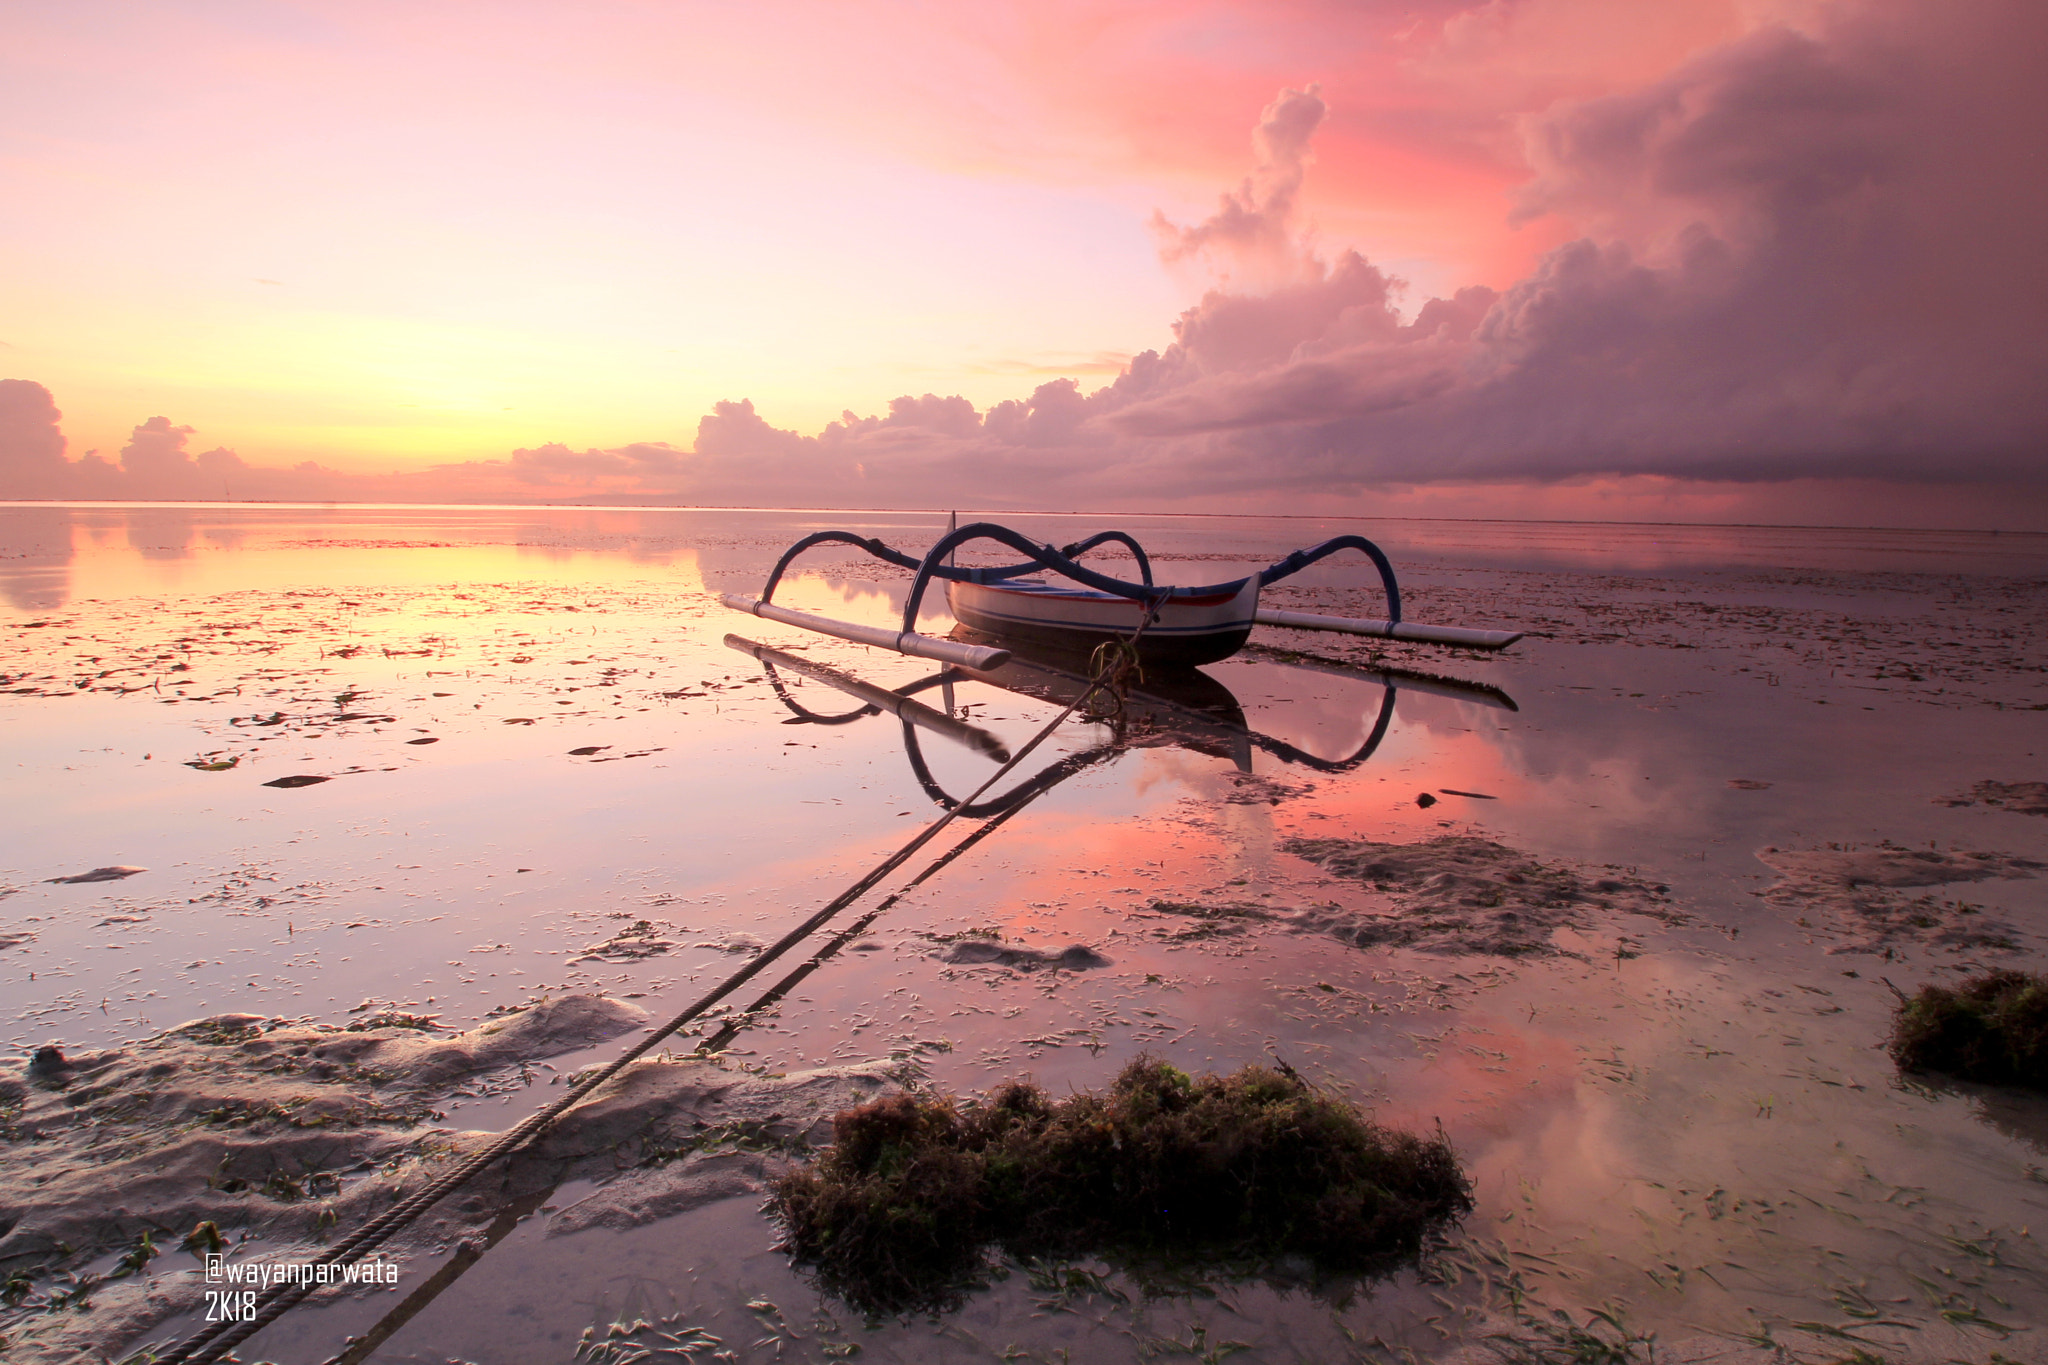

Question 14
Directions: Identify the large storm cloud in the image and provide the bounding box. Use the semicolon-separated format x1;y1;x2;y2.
613;0;2048;507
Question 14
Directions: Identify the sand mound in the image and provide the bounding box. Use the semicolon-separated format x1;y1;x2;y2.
1149;899;1268;942
941;940;1111;971
1221;773;1315;805
1938;780;2048;816
0;989;909;1363
531;1058;904;1235
570;918;686;963
0;995;648;1268
1146;836;1681;957
1753;842;2040;953
44;865;148;884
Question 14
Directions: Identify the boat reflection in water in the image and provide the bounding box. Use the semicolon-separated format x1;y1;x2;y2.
725;632;1515;816
691;632;1515;1056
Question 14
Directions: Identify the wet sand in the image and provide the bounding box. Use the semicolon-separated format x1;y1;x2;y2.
2;504;2047;1363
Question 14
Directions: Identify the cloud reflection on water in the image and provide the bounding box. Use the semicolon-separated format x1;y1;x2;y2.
0;505;72;610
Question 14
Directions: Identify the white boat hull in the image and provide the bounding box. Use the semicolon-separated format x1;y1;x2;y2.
946;575;1261;666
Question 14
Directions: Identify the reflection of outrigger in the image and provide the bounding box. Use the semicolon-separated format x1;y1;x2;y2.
727;632;1515;816
721;520;1522;670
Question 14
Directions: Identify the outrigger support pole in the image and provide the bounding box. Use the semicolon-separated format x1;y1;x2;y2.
1254;607;1523;651
718;593;1011;670
727;634;1012;759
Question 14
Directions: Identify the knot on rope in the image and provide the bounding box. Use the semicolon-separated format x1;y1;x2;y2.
1086;604;1154;723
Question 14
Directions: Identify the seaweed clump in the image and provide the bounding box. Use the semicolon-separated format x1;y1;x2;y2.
1890;969;2048;1087
771;1057;1472;1313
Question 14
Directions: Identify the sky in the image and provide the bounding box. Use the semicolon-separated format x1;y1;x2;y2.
2;0;2045;525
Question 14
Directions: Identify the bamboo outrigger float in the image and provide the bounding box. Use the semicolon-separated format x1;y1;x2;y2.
719;519;1522;667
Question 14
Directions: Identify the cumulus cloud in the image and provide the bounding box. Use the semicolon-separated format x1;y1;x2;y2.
0;398;375;502
1151;84;1328;286
1088;1;2045;491
505;440;688;488
1394;0;2048;483
829;393;982;442
0;380;71;499
115;416;231;498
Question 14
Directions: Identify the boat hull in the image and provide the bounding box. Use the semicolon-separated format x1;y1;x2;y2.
946;575;1259;667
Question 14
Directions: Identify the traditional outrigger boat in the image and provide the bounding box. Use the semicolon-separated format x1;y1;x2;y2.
720;519;1522;669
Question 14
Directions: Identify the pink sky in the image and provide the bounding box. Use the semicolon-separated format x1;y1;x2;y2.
3;0;2045;525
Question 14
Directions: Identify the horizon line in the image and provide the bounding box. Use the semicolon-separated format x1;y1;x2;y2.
0;498;2042;539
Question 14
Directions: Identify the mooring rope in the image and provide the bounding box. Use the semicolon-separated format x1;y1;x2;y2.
156;602;1161;1365
693;751;1082;1056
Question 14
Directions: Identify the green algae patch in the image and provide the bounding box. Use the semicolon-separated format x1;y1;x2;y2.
1890;969;2048;1087
771;1057;1472;1314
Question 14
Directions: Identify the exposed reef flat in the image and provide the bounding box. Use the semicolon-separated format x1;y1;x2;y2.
1146;834;1681;958
1938;779;2048;816
940;939;1111;971
0;995;908;1363
1753;842;2040;953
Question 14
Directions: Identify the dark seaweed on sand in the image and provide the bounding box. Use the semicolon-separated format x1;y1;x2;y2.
771;1057;1472;1314
1889;969;2048;1088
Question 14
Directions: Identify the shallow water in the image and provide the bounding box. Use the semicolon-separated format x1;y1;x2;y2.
4;502;2048;1363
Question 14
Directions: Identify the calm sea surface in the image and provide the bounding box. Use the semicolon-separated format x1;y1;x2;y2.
4;503;2048;1363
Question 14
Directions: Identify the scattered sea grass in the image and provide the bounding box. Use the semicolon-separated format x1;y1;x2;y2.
1889;969;2048;1088
771;1056;1472;1313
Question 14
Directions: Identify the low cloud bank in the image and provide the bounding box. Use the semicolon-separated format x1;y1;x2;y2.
4;1;2044;520
0;387;363;502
